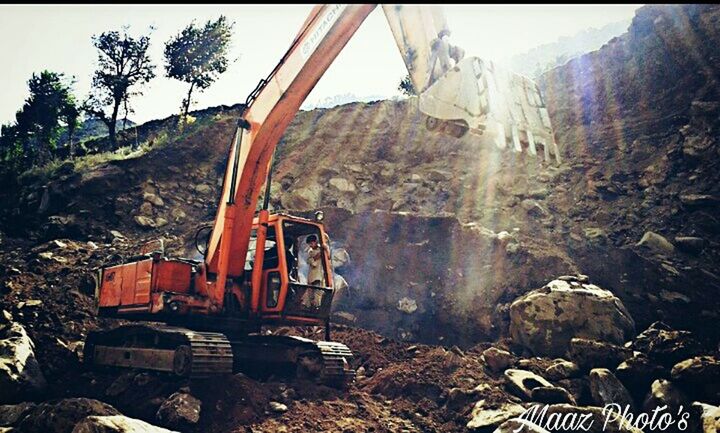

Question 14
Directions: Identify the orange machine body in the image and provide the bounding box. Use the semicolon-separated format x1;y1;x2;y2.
97;213;335;330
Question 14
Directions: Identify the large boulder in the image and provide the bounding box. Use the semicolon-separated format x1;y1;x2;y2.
636;231;675;254
632;322;702;367
642;379;688;414
671;356;720;403
545;360;580;381
0;402;36;427
155;392;201;429
589;368;635;411
0;320;47;404
504;369;553;401
483;348;516;373
689;402;720;433
509;277;635;357
72;415;178;433
615;354;667;402
568;338;633;371
16;398;119;433
467;400;525;431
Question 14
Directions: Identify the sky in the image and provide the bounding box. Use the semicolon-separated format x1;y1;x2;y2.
0;4;642;126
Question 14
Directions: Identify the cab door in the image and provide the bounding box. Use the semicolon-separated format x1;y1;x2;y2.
257;222;288;313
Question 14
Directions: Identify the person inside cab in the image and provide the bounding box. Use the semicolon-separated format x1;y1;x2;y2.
305;234;325;286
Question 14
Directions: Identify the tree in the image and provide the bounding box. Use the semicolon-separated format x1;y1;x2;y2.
164;16;234;122
0;71;78;170
61;100;80;157
398;74;417;97
85;27;155;149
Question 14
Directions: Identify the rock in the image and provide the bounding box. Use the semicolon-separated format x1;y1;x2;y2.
0;322;47;403
331;248;350;269
0;402;35;426
492;418;550;433
466;399;525;430
509;278;635;357
444;387;480;412
72;415;174;433
557;274;590;284
396;297;417;314
134;215;155;228
545;360;581;380
680;194;719;208
194;184;212;194
156;392;201;428
659;289;690;303
109;230;125;240
589;368;635;410
170;209;186;222
280;185;320;210
38;251;54;261
482;347;516;373
154;218;168;228
72;415;178;433
557;377;592;406
615;354;666;401
143;192;164;207
583;227;607;240
16;398;119;433
689;402;720;433
269;401;287;413
427;169;452;182
105;373;134;398
504;369;553;401
139;202;154;216
674;236;706;254
643;379;687;413
520;199;548;218
530;386;576;404
636;231;675;254
633;322;702;367
568;338;633;371
347;164;363;173
328;177;356;192
0;311;12;324
671;356;720;402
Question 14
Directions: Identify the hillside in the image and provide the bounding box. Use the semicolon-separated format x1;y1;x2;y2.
509;18;631;79
0;4;718;433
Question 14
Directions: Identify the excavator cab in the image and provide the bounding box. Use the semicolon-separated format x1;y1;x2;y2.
248;213;335;325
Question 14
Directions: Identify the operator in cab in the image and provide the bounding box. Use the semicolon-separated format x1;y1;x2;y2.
306;234;325;286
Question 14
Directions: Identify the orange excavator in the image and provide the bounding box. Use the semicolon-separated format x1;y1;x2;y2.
84;4;558;386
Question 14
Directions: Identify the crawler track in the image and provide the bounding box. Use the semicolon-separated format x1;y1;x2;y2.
84;324;355;387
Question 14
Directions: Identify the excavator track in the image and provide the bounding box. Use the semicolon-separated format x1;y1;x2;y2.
230;335;356;388
84;324;233;379
84;325;355;387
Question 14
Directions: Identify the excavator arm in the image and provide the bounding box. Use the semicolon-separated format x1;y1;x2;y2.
203;4;559;310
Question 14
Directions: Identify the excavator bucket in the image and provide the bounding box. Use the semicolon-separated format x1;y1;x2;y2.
382;4;561;163
419;57;561;163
